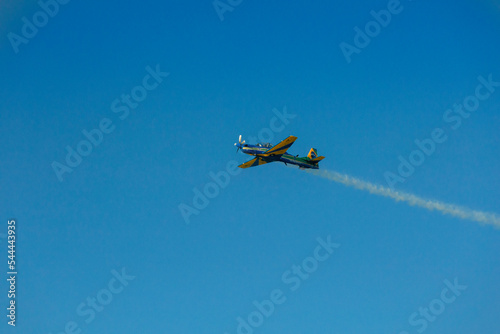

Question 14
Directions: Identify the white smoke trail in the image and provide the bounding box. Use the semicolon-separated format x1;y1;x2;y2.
308;169;500;228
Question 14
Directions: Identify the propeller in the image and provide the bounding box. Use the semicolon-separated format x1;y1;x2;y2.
235;134;245;152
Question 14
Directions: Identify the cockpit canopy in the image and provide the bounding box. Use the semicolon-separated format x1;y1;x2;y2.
257;143;272;148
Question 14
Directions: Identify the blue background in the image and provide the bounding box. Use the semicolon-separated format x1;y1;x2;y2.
1;0;499;333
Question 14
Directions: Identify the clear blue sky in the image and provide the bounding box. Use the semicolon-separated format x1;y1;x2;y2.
1;0;499;333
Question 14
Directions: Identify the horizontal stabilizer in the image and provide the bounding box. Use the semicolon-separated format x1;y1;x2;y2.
310;156;325;163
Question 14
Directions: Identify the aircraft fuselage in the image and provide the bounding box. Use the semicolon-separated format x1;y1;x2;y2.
239;144;319;169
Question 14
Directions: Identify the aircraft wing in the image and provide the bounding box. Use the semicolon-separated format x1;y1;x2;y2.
238;157;270;169
260;135;297;157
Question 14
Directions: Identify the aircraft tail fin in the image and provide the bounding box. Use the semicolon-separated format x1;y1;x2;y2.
308;148;318;159
307;148;325;164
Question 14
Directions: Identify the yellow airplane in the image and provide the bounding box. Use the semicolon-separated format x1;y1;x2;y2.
235;135;325;169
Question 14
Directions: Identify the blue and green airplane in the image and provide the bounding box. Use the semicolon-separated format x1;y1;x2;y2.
234;135;325;169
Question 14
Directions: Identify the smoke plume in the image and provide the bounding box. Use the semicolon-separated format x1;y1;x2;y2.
308;169;500;228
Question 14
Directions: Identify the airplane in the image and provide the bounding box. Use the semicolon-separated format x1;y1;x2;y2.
234;135;325;169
